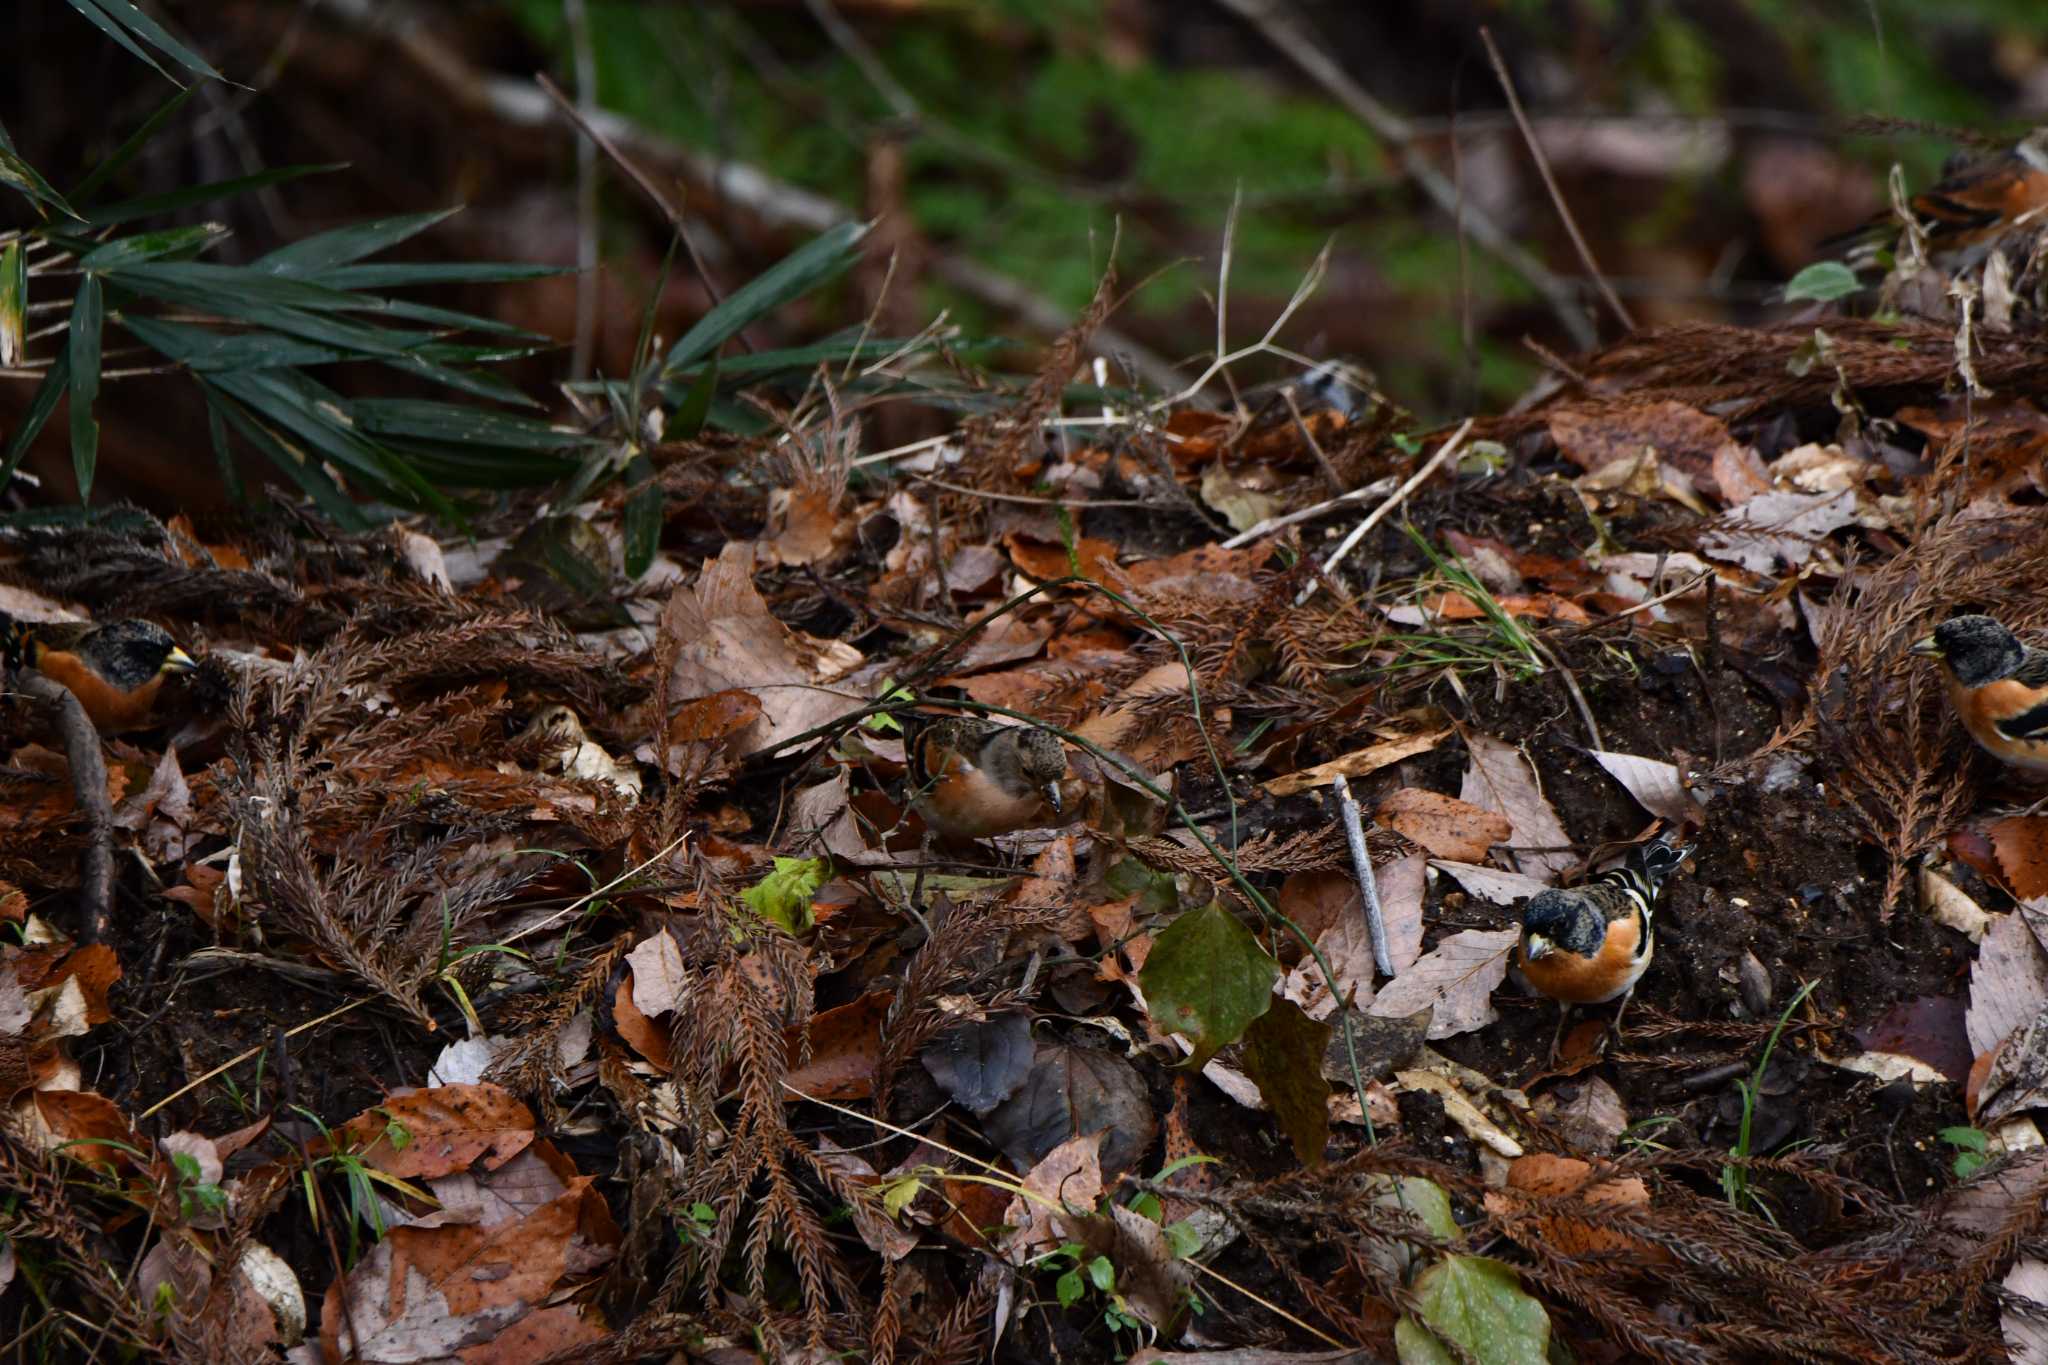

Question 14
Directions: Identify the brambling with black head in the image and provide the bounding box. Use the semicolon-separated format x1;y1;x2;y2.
906;716;1071;843
1826;128;2048;269
1518;830;1691;1062
1910;614;2048;775
2;615;198;734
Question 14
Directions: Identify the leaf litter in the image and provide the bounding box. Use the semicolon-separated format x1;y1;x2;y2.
8;237;2048;1365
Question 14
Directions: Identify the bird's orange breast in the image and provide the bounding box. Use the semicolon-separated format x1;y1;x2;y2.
916;749;1049;841
1519;913;1649;1005
30;648;165;733
1951;676;2048;772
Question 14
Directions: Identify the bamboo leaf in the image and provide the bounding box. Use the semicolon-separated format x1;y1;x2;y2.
204;395;243;503
0;242;24;367
346;399;599;452
259;208;463;275
79;223;230;271
0;349;69;490
662;220;870;376
200;384;367;531
672;355;718;438
66;0;226;85
0;144;83;220
623;454;662;579
84;164;344;227
119;315;348;371
68;276;103;502
70;83;201;203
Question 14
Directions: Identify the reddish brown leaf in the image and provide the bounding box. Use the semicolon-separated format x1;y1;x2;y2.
1375;789;1512;862
611;977;672;1073
783;991;890;1101
1003;531;1120;585
33;1089;137;1168
1988;816;2048;900
338;1084;535;1179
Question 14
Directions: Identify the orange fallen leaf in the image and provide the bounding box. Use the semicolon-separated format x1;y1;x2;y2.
1987;816;2048;900
784;991;891;1101
1375;788;1512;861
1003;532;1119;585
337;1084;535;1179
1485;1153;1669;1265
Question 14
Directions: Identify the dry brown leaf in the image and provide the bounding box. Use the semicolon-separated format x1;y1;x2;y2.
2004;1259;2048;1365
1264;729;1450;798
1486;1154;1668;1264
1699;488;1864;574
611;976;672;1073
1979;1006;2048;1125
1712;442;1773;505
338;1085;535;1180
783;991;890;1101
1589;750;1705;825
663;542;864;756
1431;860;1552;905
1392;1065;1523;1156
1990;817;2048;901
1375;789;1512;862
1001;1131;1104;1261
1532;1075;1629;1154
1459;733;1575;882
1924;866;1993;943
760;485;843;567
1549;400;1735;490
1004;531;1120;584
1367;928;1517;1039
1970;911;2048;1058
626;931;688;1019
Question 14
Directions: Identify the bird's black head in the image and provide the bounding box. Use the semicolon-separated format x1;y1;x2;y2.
81;620;197;689
1520;889;1605;960
1912;614;2026;687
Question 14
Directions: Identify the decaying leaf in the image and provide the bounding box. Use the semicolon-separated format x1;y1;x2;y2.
1368;928;1518;1040
1968;911;2048;1058
1375;788;1512;862
1589;750;1705;825
1460;733;1575;882
1925;866;1993;943
1264;729;1451;798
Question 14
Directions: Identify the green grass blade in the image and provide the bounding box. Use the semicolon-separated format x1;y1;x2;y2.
671;355;718;439
69;83;201;203
662;220;870;376
623;454;662;579
67;276;103;502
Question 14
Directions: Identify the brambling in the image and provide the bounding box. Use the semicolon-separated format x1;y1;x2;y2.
1518;831;1691;1061
1827;128;2048;267
1910;614;2048;774
2;615;198;734
905;716;1070;842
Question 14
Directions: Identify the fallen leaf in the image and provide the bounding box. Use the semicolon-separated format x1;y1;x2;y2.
2004;1260;2048;1364
662;542;864;756
1001;1131;1104;1260
1459;734;1575;882
760;484;843;567
1405;1255;1550;1364
983;1043;1156;1179
1699;488;1863;574
1549;400;1734;490
1588;750;1705;825
1990;817;2048;901
626;931;689;1018
1369;929;1518;1040
1486;1154;1666;1263
1393;1065;1524;1156
1853;995;1972;1085
813;1137;919;1261
338;1085;535;1179
1240;998;1333;1166
1003;532;1119;584
921;1012;1035;1117
1531;1075;1629;1154
1140;901;1279;1069
783;991;890;1101
1969;911;2048;1058
1978;1006;2048;1126
1375;789;1512;862
1431;861;1552;905
1712;442;1773;504
1264;729;1451;798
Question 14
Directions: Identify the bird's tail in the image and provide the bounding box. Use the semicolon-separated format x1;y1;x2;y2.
1590;829;1693;915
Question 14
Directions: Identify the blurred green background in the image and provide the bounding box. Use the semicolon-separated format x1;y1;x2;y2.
7;0;2048;510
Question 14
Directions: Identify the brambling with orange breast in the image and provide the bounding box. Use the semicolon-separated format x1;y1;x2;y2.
1910;614;2048;775
1519;830;1691;1061
905;716;1071;842
2;615;198;734
1826;128;2048;268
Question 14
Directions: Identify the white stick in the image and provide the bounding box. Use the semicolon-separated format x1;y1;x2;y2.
1295;417;1475;606
1218;474;1398;549
1332;774;1393;980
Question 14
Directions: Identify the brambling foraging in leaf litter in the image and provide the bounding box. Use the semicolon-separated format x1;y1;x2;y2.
905;716;1070;842
1519;830;1691;1061
1827;127;2048;268
1910;614;2048;775
2;615;198;734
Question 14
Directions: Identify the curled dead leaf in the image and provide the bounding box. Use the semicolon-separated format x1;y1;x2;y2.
1375;788;1512;862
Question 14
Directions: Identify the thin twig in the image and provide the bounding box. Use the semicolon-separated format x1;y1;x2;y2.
1331;775;1393;979
1218;474;1397;549
1478;27;1635;335
563;0;599;382
534;69;732;322
1215;0;1596;349
19;675;113;945
1297;418;1473;606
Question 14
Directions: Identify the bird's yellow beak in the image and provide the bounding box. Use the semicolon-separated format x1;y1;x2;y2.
1043;782;1064;817
162;646;198;674
1524;934;1553;961
1908;634;1943;659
